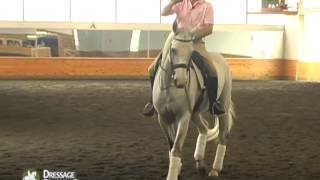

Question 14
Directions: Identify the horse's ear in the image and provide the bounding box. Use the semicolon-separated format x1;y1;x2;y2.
173;20;178;34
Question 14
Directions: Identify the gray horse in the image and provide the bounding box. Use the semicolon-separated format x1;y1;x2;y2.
153;27;236;180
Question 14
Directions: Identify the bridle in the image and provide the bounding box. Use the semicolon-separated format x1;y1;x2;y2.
170;37;194;73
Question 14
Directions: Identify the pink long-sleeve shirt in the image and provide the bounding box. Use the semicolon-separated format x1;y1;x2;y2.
173;0;214;29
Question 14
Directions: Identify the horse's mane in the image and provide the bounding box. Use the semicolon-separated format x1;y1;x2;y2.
172;20;193;38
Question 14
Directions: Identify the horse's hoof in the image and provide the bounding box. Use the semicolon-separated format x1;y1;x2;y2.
167;175;180;180
196;161;207;176
208;169;219;177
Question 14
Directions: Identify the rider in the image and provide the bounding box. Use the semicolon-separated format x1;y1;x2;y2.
143;0;225;117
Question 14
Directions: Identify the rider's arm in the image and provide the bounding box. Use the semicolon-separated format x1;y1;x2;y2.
193;3;214;40
161;0;182;16
193;24;213;40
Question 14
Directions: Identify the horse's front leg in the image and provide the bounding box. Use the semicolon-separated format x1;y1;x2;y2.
158;115;175;154
167;112;191;180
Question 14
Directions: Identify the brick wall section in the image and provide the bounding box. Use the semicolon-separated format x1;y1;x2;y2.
0;57;316;80
296;61;320;81
0;58;152;79
228;59;297;80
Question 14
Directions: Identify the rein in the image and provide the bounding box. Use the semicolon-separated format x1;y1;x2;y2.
184;69;193;113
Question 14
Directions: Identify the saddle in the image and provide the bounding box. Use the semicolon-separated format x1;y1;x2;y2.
191;51;209;89
191;51;211;113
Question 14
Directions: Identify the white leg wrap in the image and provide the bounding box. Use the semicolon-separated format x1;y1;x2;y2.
194;134;207;161
167;156;182;180
212;144;226;171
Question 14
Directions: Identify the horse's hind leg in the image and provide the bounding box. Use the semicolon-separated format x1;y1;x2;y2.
209;113;231;177
192;114;209;175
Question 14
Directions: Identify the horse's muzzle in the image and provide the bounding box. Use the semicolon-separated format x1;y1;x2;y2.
173;73;187;89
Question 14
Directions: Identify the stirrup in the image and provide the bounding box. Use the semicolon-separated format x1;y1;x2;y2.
142;102;155;117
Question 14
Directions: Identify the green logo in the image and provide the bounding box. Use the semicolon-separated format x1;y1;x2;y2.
23;169;41;180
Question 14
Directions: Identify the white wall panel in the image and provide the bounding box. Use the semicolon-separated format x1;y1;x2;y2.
304;12;320;62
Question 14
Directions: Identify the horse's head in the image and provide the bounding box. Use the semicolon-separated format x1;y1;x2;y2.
170;23;195;88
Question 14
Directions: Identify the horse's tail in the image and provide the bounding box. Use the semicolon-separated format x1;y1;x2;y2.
207;100;236;142
207;117;220;142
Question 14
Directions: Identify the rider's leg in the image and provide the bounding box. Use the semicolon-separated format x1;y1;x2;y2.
206;76;225;115
142;76;155;116
193;42;225;115
142;53;161;117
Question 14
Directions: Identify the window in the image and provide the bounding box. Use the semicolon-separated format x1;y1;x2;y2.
303;0;320;9
24;0;70;21
0;0;23;21
160;0;176;24
247;0;262;12
209;0;247;24
71;0;116;23
117;0;161;23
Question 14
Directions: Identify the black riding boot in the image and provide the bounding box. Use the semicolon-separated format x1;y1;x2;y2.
142;76;155;117
206;76;225;115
